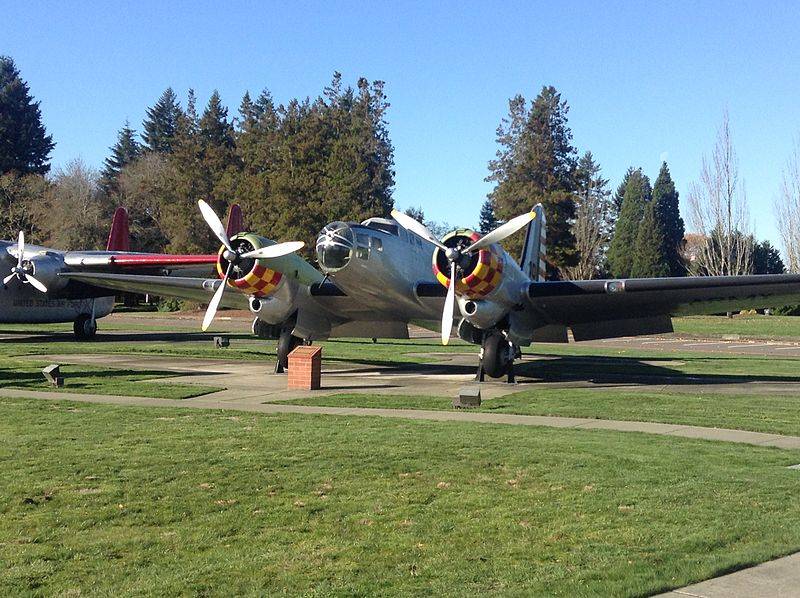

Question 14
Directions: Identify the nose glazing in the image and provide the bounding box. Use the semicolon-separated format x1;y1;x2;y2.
316;221;355;272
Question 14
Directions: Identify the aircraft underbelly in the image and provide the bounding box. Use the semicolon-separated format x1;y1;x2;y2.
0;292;113;323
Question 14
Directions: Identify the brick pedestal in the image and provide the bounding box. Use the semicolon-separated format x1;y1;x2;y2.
287;345;322;390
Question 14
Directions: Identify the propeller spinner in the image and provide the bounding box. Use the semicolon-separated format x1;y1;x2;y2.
391;208;537;345
2;231;48;293
197;200;304;331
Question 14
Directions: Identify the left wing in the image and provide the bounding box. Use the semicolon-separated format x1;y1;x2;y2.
524;274;800;340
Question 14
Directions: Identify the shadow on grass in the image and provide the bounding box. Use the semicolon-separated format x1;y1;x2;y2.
514;353;800;386
0;365;208;386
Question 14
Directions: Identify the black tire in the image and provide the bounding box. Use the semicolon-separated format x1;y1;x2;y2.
73;314;97;341
482;333;512;378
277;333;303;370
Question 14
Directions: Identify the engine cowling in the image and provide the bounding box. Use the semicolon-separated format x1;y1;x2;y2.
216;232;285;298
431;229;504;299
23;253;68;292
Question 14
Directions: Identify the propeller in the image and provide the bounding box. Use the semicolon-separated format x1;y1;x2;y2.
3;231;48;293
390;208;537;344
197;200;304;331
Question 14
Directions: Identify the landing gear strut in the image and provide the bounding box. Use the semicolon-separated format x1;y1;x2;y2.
275;328;303;374
475;332;518;383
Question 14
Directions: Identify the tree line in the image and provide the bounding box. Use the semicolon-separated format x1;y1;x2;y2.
0;54;791;281
1;57;394;255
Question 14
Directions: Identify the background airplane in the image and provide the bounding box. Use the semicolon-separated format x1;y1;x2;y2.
61;201;800;379
0;206;241;339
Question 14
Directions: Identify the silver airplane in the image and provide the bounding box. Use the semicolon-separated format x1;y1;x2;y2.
61;200;800;380
0;207;235;339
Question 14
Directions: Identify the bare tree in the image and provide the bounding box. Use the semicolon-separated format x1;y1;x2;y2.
562;152;611;280
775;137;800;272
687;111;752;276
41;159;112;250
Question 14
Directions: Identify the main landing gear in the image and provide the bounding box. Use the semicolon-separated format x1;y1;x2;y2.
275;327;303;374
475;332;520;384
73;313;97;341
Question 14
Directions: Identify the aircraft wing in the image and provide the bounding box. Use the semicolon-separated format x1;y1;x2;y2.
63;252;218;270
58;272;249;310
523;274;800;340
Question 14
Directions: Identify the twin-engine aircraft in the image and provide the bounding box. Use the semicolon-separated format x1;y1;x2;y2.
62;200;800;380
0;207;227;339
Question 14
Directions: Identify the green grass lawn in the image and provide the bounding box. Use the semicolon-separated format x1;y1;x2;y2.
0;358;219;400
277;388;800;437
672;314;800;340
3;397;800;596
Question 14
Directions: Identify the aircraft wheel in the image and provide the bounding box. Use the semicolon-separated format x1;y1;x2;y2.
73;314;97;341
482;333;513;378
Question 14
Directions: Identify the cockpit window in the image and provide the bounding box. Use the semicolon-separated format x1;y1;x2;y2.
365;221;399;235
372;237;383;251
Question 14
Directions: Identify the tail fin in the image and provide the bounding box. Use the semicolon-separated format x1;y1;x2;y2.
106;207;130;251
519;204;546;281
225;204;244;237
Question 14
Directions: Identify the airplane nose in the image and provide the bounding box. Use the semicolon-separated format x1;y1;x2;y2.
316;221;355;272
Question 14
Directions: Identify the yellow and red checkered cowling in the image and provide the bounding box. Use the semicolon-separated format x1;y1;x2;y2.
216;234;283;298
432;230;504;299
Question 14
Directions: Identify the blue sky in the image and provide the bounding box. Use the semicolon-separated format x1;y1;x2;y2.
3;1;800;244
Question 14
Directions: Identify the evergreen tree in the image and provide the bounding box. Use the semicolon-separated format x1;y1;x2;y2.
651;162;685;276
142;87;182;154
752;240;785;274
404;206;425;222
607;168;651;277
0;56;54;175
631;201;670;277
486;86;578;278
100;121;142;194
477;199;499;233
611;167;634;224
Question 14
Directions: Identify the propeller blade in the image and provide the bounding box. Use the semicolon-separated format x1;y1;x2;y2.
202;264;232;332
464;210;537;254
17;231;24;267
3;273;16;285
441;261;457;346
391;209;448;251
198;200;234;253
240;241;305;260
25;274;48;293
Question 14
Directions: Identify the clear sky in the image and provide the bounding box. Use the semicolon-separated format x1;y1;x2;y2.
3;0;800;245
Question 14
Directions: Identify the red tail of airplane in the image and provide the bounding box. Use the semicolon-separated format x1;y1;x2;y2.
225;203;244;237
106;207;130;252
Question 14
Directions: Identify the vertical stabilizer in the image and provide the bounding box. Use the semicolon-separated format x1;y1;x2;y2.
225;204;244;237
106;207;130;251
518;204;546;281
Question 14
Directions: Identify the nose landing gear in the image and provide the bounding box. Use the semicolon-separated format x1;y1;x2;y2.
475;332;519;383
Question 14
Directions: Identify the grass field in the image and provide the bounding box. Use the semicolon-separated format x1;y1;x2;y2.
0;358;220;399
3;397;800;596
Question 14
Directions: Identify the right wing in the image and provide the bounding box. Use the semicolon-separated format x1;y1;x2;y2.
59;272;249;309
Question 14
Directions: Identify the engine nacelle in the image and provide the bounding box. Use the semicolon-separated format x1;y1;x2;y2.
432;229;504;299
216;232;285;298
24;253;68;292
458;296;507;330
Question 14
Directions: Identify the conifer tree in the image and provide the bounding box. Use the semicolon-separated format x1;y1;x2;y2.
651;162;685;276
752;240;785;274
631;201;670;277
477;199;499;233
611;167;634;225
0;56;54;175
607;168;650;277
486;86;578;278
100;121;142;194
142;87;182;154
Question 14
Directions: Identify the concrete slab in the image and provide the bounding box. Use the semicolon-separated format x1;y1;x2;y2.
655;551;800;597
